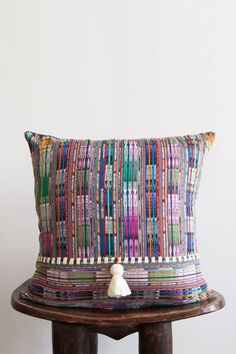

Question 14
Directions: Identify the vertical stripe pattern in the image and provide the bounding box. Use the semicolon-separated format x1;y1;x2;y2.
24;131;215;260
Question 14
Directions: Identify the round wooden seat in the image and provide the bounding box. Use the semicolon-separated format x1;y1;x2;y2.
11;279;225;354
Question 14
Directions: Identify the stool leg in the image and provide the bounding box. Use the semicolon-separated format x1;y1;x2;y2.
88;331;98;354
139;322;172;354
52;322;98;354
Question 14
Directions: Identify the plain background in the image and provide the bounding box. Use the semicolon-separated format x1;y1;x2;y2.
0;1;235;353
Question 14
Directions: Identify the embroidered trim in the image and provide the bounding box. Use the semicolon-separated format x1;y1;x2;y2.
37;253;200;265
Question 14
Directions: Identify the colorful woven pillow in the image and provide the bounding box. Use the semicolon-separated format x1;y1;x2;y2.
20;130;216;309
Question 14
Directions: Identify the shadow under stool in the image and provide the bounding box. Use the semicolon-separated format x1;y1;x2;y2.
11;279;225;354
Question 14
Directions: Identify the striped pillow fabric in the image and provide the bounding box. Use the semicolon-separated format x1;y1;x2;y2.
20;130;216;309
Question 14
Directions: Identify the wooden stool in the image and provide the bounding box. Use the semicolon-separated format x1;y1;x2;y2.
11;279;225;354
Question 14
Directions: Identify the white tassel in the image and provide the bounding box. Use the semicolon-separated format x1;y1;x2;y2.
107;258;131;298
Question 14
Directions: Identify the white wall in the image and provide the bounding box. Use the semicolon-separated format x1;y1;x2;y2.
0;1;235;353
